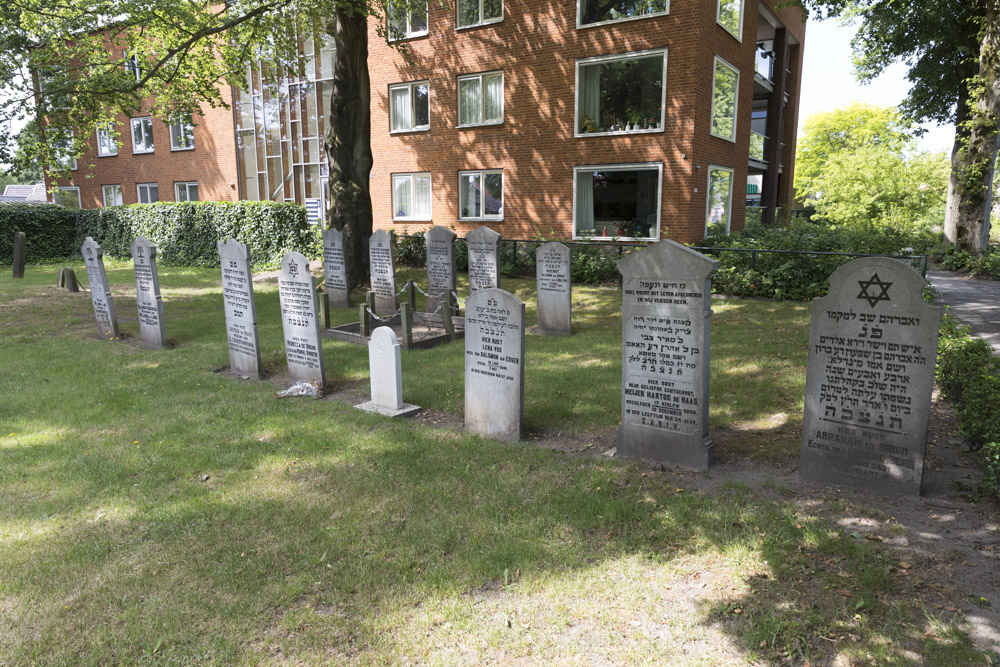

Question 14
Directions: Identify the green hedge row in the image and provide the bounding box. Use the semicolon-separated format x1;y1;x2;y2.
935;314;1000;501
2;201;313;267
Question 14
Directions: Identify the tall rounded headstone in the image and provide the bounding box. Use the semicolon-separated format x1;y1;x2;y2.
800;257;941;496
617;241;718;470
369;229;398;316
464;288;525;442
80;237;120;340
217;239;262;380
535;241;572;336
322;227;350;309
130;235;166;349
12;231;26;279
278;251;326;389
425;226;457;314
466;226;501;293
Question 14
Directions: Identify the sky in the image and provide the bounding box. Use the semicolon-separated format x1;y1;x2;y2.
798;17;956;155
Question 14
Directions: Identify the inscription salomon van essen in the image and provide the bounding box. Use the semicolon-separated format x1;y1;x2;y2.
81;237;120;339
278;251;326;389
218;239;262;379
800;258;941;496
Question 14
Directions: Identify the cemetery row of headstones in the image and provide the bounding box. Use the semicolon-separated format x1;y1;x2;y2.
68;229;938;497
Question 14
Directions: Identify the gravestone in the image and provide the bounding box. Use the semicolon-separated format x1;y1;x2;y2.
425;226;457;314
466;226;501;293
369;229;397;316
617;241;718;470
80;237;120;339
800;257;941;496
355;327;421;417
535;241;572;336
130;235;166;349
464;288;525;442
218;239;262;380
322;227;350;309
12;231;26;278
278;251;326;389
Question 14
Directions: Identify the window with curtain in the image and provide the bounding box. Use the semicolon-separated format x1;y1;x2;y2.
392;173;432;220
131;116;154;154
137;183;159;204
457;72;503;126
717;0;743;39
96;125;117;157
578;0;667;27
175;182;199;202
575;50;666;136
389;81;430;132
102;185;123;207
169;115;195;150
706;166;734;235
710;57;739;141
459;169;503;219
457;0;502;28
573;164;661;239
388;0;428;40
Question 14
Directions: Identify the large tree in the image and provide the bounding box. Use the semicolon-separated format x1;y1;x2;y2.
798;0;999;254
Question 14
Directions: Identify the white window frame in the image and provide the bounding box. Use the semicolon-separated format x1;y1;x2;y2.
574;48;668;139
389;81;431;133
572;162;662;241
131;116;154;154
456;0;503;29
169;115;195;151
705;164;735;236
716;0;744;41
577;0;669;29
102;184;123;207
96;124;118;157
137;182;159;204
458;169;503;221
710;56;740;143
174;182;199;202
391;172;432;221
52;186;81;209
387;0;429;40
456;71;504;128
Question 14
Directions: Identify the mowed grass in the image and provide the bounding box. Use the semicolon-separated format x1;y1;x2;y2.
0;261;989;664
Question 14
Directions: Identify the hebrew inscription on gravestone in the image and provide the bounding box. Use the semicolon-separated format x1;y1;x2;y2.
535;241;572;336
466;226;501;293
800;257;941;496
218;239;262;380
130;235;166;349
425;226;457;314
278;251;326;389
617;241;718;470
369;229;397;316
80;237;120;339
322;227;350;309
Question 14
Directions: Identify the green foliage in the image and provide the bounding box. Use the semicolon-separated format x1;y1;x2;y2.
980;441;1000;502
958;373;1000;452
935;316;996;402
931;243;1000;279
1;201;311;267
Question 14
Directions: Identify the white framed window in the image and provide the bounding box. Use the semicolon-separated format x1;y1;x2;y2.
578;0;668;28
573;163;662;240
575;49;667;137
52;186;81;209
52;132;77;171
392;173;432;221
131;116;154;154
706;165;734;236
102;184;123;207
137;182;159;204
174;182;199;202
388;0;428;40
457;0;502;28
710;56;739;142
457;71;503;127
96;125;117;157
458;169;503;220
717;0;744;40
169;115;195;150
389;81;430;132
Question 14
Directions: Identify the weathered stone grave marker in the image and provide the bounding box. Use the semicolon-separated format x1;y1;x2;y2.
56;268;80;292
425;226;456;313
467;226;501;293
12;231;26;279
130;235;166;349
800;257;941;496
322;227;350;310
278;251;326;389
464;288;525;442
617;240;718;470
535;241;572;336
355;327;421;417
80;237;120;339
218;239;262;380
369;229;397;316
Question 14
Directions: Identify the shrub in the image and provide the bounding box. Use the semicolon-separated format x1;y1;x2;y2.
958;374;1000;452
980;441;1000;502
394;230;426;267
935;317;996;403
0;205;81;263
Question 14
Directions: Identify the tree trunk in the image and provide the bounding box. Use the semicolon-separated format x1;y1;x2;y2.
944;82;973;244
325;6;373;290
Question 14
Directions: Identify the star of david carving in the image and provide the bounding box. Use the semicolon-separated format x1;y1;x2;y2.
288;260;299;278
857;272;892;308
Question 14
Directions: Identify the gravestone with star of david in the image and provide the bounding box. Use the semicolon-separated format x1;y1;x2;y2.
130;235;167;349
80;237;120;339
278;251;326;389
800;257;941;496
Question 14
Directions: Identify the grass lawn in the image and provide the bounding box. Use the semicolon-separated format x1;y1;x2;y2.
0;260;991;664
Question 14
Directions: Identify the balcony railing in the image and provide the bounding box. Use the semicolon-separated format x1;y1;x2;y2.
750;131;766;161
755;45;774;82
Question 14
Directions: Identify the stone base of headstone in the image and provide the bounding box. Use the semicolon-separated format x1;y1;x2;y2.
354;401;422;418
616;430;714;470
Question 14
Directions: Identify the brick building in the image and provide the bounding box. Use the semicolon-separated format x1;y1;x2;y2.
48;0;806;245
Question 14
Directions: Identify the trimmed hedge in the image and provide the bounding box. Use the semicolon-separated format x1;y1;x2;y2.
2;201;313;267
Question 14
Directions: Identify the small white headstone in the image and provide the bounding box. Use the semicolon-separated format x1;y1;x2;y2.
80;237;120;340
217;239;262;379
355;327;421;417
130;235;166;349
278;251;326;390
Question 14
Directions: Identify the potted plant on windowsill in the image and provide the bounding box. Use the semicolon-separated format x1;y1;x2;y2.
581;114;598;134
